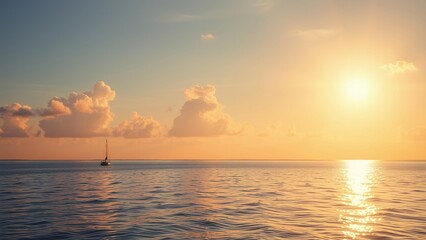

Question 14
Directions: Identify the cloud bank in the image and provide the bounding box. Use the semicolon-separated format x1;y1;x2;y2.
113;112;162;138
38;81;115;138
0;103;34;137
1;82;239;139
381;61;417;75
169;85;233;137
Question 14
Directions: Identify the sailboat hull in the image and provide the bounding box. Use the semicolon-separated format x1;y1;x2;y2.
100;161;111;166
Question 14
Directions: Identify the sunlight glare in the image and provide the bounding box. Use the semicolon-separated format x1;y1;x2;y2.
345;77;370;101
340;160;379;239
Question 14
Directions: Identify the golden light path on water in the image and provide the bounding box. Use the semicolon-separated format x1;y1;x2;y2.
340;160;380;239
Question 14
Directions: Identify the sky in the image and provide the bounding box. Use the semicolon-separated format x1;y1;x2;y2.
1;0;426;160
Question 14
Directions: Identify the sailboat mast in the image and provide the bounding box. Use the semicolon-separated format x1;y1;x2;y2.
105;139;108;161
101;138;111;166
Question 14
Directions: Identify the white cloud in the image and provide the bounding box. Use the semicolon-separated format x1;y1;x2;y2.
381;61;417;75
113;112;162;138
201;33;215;41
0;103;34;137
38;81;115;138
169;85;234;137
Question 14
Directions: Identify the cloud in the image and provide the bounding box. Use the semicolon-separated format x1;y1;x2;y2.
37;97;72;117
169;85;235;137
38;81;115;138
253;0;276;14
381;61;417;75
0;103;34;137
113;112;162;138
294;28;338;39
201;33;215;41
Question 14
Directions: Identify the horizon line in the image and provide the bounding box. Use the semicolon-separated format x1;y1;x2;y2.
1;158;425;161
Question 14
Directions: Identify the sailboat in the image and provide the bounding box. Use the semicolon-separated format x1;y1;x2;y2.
100;139;111;166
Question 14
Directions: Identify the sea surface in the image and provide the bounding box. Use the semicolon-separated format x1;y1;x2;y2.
0;160;425;239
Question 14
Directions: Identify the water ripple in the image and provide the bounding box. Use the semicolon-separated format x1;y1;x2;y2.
0;160;425;239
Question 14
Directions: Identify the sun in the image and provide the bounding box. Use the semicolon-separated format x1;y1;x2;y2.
345;77;370;101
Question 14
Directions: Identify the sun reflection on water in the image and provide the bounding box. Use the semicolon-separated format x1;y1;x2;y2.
340;160;379;239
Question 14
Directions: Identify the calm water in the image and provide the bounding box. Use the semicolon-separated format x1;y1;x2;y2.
0;160;425;239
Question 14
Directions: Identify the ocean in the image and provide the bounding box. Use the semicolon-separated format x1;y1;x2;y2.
0;160;425;239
